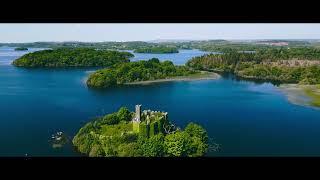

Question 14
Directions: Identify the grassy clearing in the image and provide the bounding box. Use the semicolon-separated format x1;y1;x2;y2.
100;122;133;136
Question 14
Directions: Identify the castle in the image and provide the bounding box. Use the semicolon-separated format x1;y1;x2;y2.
132;104;168;137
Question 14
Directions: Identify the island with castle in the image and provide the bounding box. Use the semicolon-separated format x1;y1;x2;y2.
72;104;211;157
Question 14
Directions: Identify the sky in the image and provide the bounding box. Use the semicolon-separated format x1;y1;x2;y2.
1;23;320;43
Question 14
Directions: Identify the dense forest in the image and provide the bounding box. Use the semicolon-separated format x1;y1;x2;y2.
187;48;320;84
195;40;314;52
12;48;134;67
87;58;197;88
72;107;209;157
133;46;179;53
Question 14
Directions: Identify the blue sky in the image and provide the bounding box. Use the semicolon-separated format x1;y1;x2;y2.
1;23;320;43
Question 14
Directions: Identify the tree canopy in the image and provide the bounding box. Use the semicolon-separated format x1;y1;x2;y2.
86;58;196;88
12;48;134;67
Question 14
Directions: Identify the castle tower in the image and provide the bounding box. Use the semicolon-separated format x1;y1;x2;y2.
135;104;141;122
133;104;142;133
164;112;168;120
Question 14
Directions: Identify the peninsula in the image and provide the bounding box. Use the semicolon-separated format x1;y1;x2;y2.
72;105;209;157
12;48;134;67
187;48;320;84
86;58;219;88
187;47;320;107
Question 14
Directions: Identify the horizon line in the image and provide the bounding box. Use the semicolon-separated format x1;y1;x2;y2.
1;38;320;44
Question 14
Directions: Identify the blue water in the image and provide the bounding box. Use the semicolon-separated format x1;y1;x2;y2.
124;49;211;65
0;47;320;157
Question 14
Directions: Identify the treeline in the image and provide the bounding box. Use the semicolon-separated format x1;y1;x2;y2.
255;47;320;60
133;46;179;53
14;47;28;51
1;41;153;50
237;62;320;84
12;48;134;67
196;43;269;53
195;40;314;52
72;107;209;157
87;58;196;88
186;48;320;84
2;40;316;51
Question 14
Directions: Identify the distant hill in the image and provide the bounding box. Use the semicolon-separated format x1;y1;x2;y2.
148;39;196;43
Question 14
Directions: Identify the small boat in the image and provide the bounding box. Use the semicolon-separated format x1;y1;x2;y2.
50;131;69;148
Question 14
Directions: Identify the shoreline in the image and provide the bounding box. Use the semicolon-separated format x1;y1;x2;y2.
124;71;220;85
278;84;320;108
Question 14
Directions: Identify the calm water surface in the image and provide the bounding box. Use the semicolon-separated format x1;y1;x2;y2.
125;49;210;65
0;47;320;157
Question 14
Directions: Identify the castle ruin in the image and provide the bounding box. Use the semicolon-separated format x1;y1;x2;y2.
133;104;141;122
132;104;168;137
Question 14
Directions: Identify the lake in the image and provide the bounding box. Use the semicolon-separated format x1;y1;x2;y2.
124;49;212;65
0;47;320;157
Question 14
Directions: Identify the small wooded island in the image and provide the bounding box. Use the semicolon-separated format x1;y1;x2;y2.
14;47;28;51
12;48;134;67
73;105;209;157
133;46;179;53
86;58;219;88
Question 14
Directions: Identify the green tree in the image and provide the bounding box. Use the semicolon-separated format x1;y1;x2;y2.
117;143;142;157
73;133;96;154
102;113;119;125
187;136;208;157
164;131;191;157
117;107;132;122
185;123;208;143
89;144;105;157
141;133;165;157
